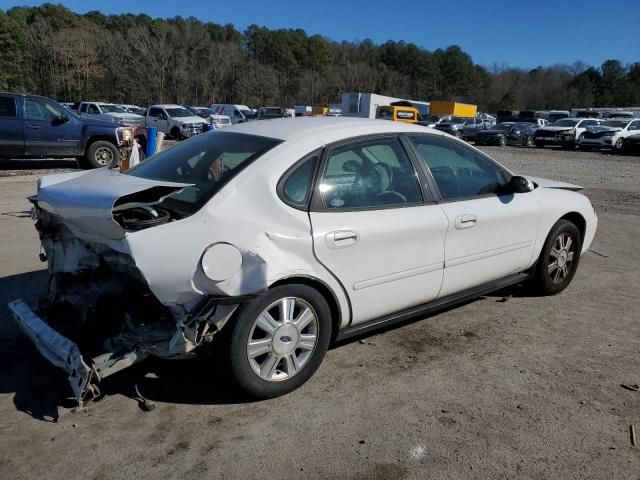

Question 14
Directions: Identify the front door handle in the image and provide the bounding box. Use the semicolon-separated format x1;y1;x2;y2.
26;124;41;129
454;214;477;230
325;230;359;249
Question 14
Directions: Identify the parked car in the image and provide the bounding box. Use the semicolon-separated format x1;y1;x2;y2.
77;102;145;128
184;105;232;129
623;133;640;155
257;107;289;120
418;114;453;128
534;118;602;149
548;110;570;123
8;118;597;403
434;116;469;138
210;104;253;124
578;118;640;152
118;104;146;116
507;121;547;146
474;122;516;146
145;104;208;139
461;117;495;141
0;92;136;168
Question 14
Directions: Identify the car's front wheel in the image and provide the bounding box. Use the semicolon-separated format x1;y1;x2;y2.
226;285;332;398
83;140;119;169
532;219;582;295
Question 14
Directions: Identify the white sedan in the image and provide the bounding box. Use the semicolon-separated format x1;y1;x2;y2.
9;118;598;402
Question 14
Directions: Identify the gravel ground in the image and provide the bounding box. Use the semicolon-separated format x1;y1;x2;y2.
0;145;639;479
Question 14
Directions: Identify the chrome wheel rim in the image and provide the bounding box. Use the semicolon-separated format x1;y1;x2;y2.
247;297;319;382
95;147;114;166
548;233;575;284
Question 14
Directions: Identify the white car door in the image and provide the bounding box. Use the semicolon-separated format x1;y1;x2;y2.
148;107;169;133
309;135;448;325
406;134;541;298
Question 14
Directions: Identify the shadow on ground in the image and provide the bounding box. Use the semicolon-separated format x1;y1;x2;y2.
0;269;539;421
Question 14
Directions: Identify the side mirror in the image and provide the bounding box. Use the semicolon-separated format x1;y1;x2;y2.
507;175;535;193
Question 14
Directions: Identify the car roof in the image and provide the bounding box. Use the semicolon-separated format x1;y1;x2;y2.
222;117;441;141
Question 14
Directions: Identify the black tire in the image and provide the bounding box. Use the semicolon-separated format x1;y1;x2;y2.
226;284;332;399
613;138;624;152
170;126;182;139
561;140;575;150
84;141;119;169
498;135;506;147
535;141;545;148
579;146;592;152
532;219;582;295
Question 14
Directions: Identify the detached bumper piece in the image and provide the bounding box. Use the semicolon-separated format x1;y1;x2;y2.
8;299;146;406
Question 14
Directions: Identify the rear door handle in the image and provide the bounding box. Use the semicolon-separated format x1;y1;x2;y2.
325;230;359;249
26;124;41;129
454;214;477;230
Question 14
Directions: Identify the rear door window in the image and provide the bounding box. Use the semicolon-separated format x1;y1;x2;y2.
316;136;423;210
0;96;17;118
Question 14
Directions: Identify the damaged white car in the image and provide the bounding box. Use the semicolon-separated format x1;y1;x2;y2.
9;117;598;404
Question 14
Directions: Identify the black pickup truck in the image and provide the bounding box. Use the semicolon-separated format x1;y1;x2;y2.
0;93;138;168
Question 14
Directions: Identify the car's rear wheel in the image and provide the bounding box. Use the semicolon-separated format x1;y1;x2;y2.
535;141;545;148
532;219;582;295
83;141;119;169
226;285;332;399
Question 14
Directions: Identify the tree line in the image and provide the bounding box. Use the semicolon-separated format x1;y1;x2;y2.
1;3;639;111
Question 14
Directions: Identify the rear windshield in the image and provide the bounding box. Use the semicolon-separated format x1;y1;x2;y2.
127;132;282;215
552;119;579;127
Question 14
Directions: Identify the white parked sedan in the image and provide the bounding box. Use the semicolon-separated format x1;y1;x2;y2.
9;118;598;403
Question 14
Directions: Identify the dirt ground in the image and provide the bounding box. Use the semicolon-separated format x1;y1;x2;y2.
0;147;639;479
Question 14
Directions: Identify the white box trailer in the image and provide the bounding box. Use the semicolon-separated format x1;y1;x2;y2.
341;92;429;119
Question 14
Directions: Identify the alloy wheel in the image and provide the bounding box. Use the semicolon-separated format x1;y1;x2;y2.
547;232;576;284
246;297;319;382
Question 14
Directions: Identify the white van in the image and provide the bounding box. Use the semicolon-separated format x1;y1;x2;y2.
210;104;253;124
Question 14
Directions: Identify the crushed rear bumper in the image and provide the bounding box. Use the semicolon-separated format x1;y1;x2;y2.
8;299;97;404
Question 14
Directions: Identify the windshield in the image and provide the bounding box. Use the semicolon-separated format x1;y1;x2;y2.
552;119;579;127
126;132;282;215
492;123;513;131
512;123;531;130
602;120;627;128
165;107;194;118
100;104;126;113
447;116;464;124
426;115;443;123
196;108;215;116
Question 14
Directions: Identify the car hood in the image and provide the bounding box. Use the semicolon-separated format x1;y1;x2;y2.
539;126;575;132
174;116;207;124
585;125;621;133
32;168;192;240
104;112;144;120
525;176;583;191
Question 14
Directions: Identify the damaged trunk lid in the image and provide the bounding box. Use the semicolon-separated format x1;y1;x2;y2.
33;167;192;239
